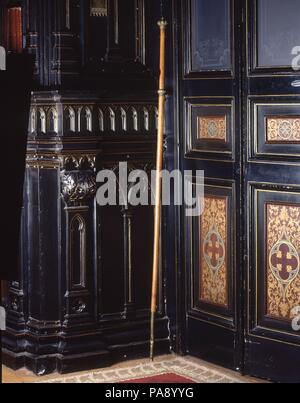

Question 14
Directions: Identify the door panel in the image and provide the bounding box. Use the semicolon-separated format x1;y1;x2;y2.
185;97;234;158
186;182;236;323
249;99;300;161
245;0;300;382
188;0;232;73
177;0;243;371
255;0;300;71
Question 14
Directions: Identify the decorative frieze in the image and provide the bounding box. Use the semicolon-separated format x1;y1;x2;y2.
29;103;158;136
59;155;97;171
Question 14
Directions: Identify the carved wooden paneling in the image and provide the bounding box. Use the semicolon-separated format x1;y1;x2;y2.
186;180;235;330
251;186;300;339
1;0;166;376
185;98;234;158
250;99;300;161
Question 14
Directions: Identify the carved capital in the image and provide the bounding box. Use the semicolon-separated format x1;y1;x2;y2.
61;170;97;206
59;155;96;171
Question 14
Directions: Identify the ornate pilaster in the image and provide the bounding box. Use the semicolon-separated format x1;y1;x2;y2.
61;165;97;329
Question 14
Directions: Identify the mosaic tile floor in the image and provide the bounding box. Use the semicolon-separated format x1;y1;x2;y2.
37;357;253;384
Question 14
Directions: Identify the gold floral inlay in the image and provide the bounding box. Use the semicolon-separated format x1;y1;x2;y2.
266;117;300;143
200;196;228;308
267;203;300;320
197;116;227;141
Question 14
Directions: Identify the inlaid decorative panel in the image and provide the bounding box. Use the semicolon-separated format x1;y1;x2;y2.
266;117;300;143
199;195;228;308
187;181;235;328
266;203;300;320
197;116;227;142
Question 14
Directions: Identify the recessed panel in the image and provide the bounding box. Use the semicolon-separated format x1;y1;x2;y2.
256;0;300;69
187;181;235;327
250;100;300;161
251;186;300;340
185;98;234;158
190;0;232;72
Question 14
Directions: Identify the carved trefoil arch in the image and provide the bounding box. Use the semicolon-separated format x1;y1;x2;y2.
98;108;105;132
132;107;139;131
37;108;46;134
64;106;76;133
109;107;116;131
79;106;93;133
47;107;59;134
121;107;127;131
69;213;87;289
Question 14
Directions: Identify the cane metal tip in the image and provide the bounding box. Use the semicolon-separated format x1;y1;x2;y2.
158;19;168;28
150;340;154;361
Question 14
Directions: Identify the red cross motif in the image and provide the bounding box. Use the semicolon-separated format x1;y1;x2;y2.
204;232;224;269
271;243;299;282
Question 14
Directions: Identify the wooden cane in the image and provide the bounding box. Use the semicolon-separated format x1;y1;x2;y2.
150;18;167;361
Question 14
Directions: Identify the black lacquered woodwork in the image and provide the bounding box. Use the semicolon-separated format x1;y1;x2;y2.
0;0;169;375
245;0;300;383
172;0;243;372
2;0;300;383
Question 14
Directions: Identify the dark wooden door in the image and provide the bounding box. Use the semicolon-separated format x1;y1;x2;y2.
245;0;300;383
173;0;300;382
173;0;244;371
